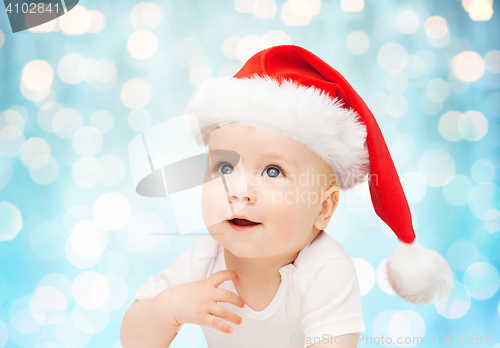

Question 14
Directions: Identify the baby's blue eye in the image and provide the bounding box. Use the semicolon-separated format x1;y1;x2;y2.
216;163;284;178
218;163;234;175
263;166;282;178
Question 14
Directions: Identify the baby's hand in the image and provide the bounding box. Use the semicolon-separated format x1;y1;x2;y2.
167;270;245;334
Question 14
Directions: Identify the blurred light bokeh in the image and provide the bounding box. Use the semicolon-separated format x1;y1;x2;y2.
0;0;499;347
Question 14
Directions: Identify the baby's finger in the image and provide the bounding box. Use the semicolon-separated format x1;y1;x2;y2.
206;270;238;288
209;304;242;326
205;314;234;334
213;288;245;308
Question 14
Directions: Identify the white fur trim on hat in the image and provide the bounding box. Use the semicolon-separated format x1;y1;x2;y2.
184;75;370;190
386;241;455;304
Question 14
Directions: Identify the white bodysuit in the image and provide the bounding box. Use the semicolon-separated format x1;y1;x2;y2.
136;230;365;348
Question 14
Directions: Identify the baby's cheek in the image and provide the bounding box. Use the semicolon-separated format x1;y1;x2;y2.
271;184;320;208
258;182;292;202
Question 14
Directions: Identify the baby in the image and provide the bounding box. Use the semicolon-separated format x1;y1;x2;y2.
120;45;453;348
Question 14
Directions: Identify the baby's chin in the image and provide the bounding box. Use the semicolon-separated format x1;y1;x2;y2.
223;244;273;259
206;224;262;256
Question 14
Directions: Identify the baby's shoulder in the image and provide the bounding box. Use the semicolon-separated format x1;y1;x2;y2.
191;233;221;259
183;234;221;280
294;230;354;272
135;234;220;300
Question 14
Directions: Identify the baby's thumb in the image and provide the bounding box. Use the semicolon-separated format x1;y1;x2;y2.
206;270;238;288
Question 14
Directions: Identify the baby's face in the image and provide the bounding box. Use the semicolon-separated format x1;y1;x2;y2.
202;123;339;259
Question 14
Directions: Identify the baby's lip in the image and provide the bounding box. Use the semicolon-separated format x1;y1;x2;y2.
229;215;260;224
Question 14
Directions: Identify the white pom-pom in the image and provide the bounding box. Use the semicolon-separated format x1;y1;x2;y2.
386;241;454;304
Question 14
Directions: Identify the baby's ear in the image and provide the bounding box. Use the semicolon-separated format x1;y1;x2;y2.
324;185;340;206
314;185;340;230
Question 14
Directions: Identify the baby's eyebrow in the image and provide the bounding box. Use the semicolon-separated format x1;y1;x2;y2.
257;151;298;169
209;148;298;169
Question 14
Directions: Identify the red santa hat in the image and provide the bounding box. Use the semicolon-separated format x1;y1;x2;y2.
184;44;454;305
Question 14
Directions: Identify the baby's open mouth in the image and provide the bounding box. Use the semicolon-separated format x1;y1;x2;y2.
229;218;260;226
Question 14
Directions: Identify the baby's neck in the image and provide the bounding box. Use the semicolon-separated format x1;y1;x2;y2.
224;248;298;282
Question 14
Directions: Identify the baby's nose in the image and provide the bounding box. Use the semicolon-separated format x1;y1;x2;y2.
229;193;250;213
230;194;249;202
224;170;250;201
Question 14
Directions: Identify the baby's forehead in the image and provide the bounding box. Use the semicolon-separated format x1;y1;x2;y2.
209;124;323;159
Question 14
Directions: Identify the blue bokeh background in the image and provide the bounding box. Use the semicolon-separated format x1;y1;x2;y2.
0;0;499;347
